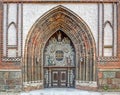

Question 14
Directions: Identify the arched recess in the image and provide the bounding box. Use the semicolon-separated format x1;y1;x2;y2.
23;5;97;90
104;21;113;56
8;22;17;45
7;22;17;57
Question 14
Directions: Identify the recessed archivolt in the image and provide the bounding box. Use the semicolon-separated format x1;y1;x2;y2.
26;5;95;44
23;5;97;83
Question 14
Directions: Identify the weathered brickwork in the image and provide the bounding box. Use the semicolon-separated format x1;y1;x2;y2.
98;1;119;90
0;71;22;92
98;71;120;89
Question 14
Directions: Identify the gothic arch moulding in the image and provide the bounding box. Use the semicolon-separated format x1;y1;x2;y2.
23;5;97;90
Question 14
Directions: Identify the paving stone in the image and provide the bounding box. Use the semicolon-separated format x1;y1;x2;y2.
0;88;120;95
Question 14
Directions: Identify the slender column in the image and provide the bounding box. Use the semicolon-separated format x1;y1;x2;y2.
67;68;70;87
80;58;82;80
112;3;115;56
75;44;79;80
83;46;85;81
98;2;100;56
86;55;88;81
48;69;51;87
44;69;49;87
102;3;104;56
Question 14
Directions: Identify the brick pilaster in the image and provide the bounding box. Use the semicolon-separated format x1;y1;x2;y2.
0;1;3;66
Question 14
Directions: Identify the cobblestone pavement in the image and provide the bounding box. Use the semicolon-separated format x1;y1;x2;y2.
0;88;120;95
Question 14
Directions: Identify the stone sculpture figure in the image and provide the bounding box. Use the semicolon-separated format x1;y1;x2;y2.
58;31;62;42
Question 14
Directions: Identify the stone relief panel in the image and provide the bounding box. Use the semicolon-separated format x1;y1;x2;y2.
44;31;75;67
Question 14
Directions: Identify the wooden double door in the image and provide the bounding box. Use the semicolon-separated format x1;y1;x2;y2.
44;68;75;88
51;70;67;87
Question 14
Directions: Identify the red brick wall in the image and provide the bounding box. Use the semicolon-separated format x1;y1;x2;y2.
97;3;120;89
98;62;120;69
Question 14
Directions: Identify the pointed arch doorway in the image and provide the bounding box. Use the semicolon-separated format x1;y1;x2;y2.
23;5;97;90
44;30;76;88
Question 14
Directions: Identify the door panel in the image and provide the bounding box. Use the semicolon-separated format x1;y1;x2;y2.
52;71;59;87
60;71;67;87
51;70;67;87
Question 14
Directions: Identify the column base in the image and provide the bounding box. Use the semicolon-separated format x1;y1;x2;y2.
23;80;43;91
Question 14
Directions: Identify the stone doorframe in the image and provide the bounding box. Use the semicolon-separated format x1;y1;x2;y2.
23;5;97;91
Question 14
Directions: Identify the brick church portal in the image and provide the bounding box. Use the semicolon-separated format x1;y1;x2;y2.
0;0;120;92
23;6;97;90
